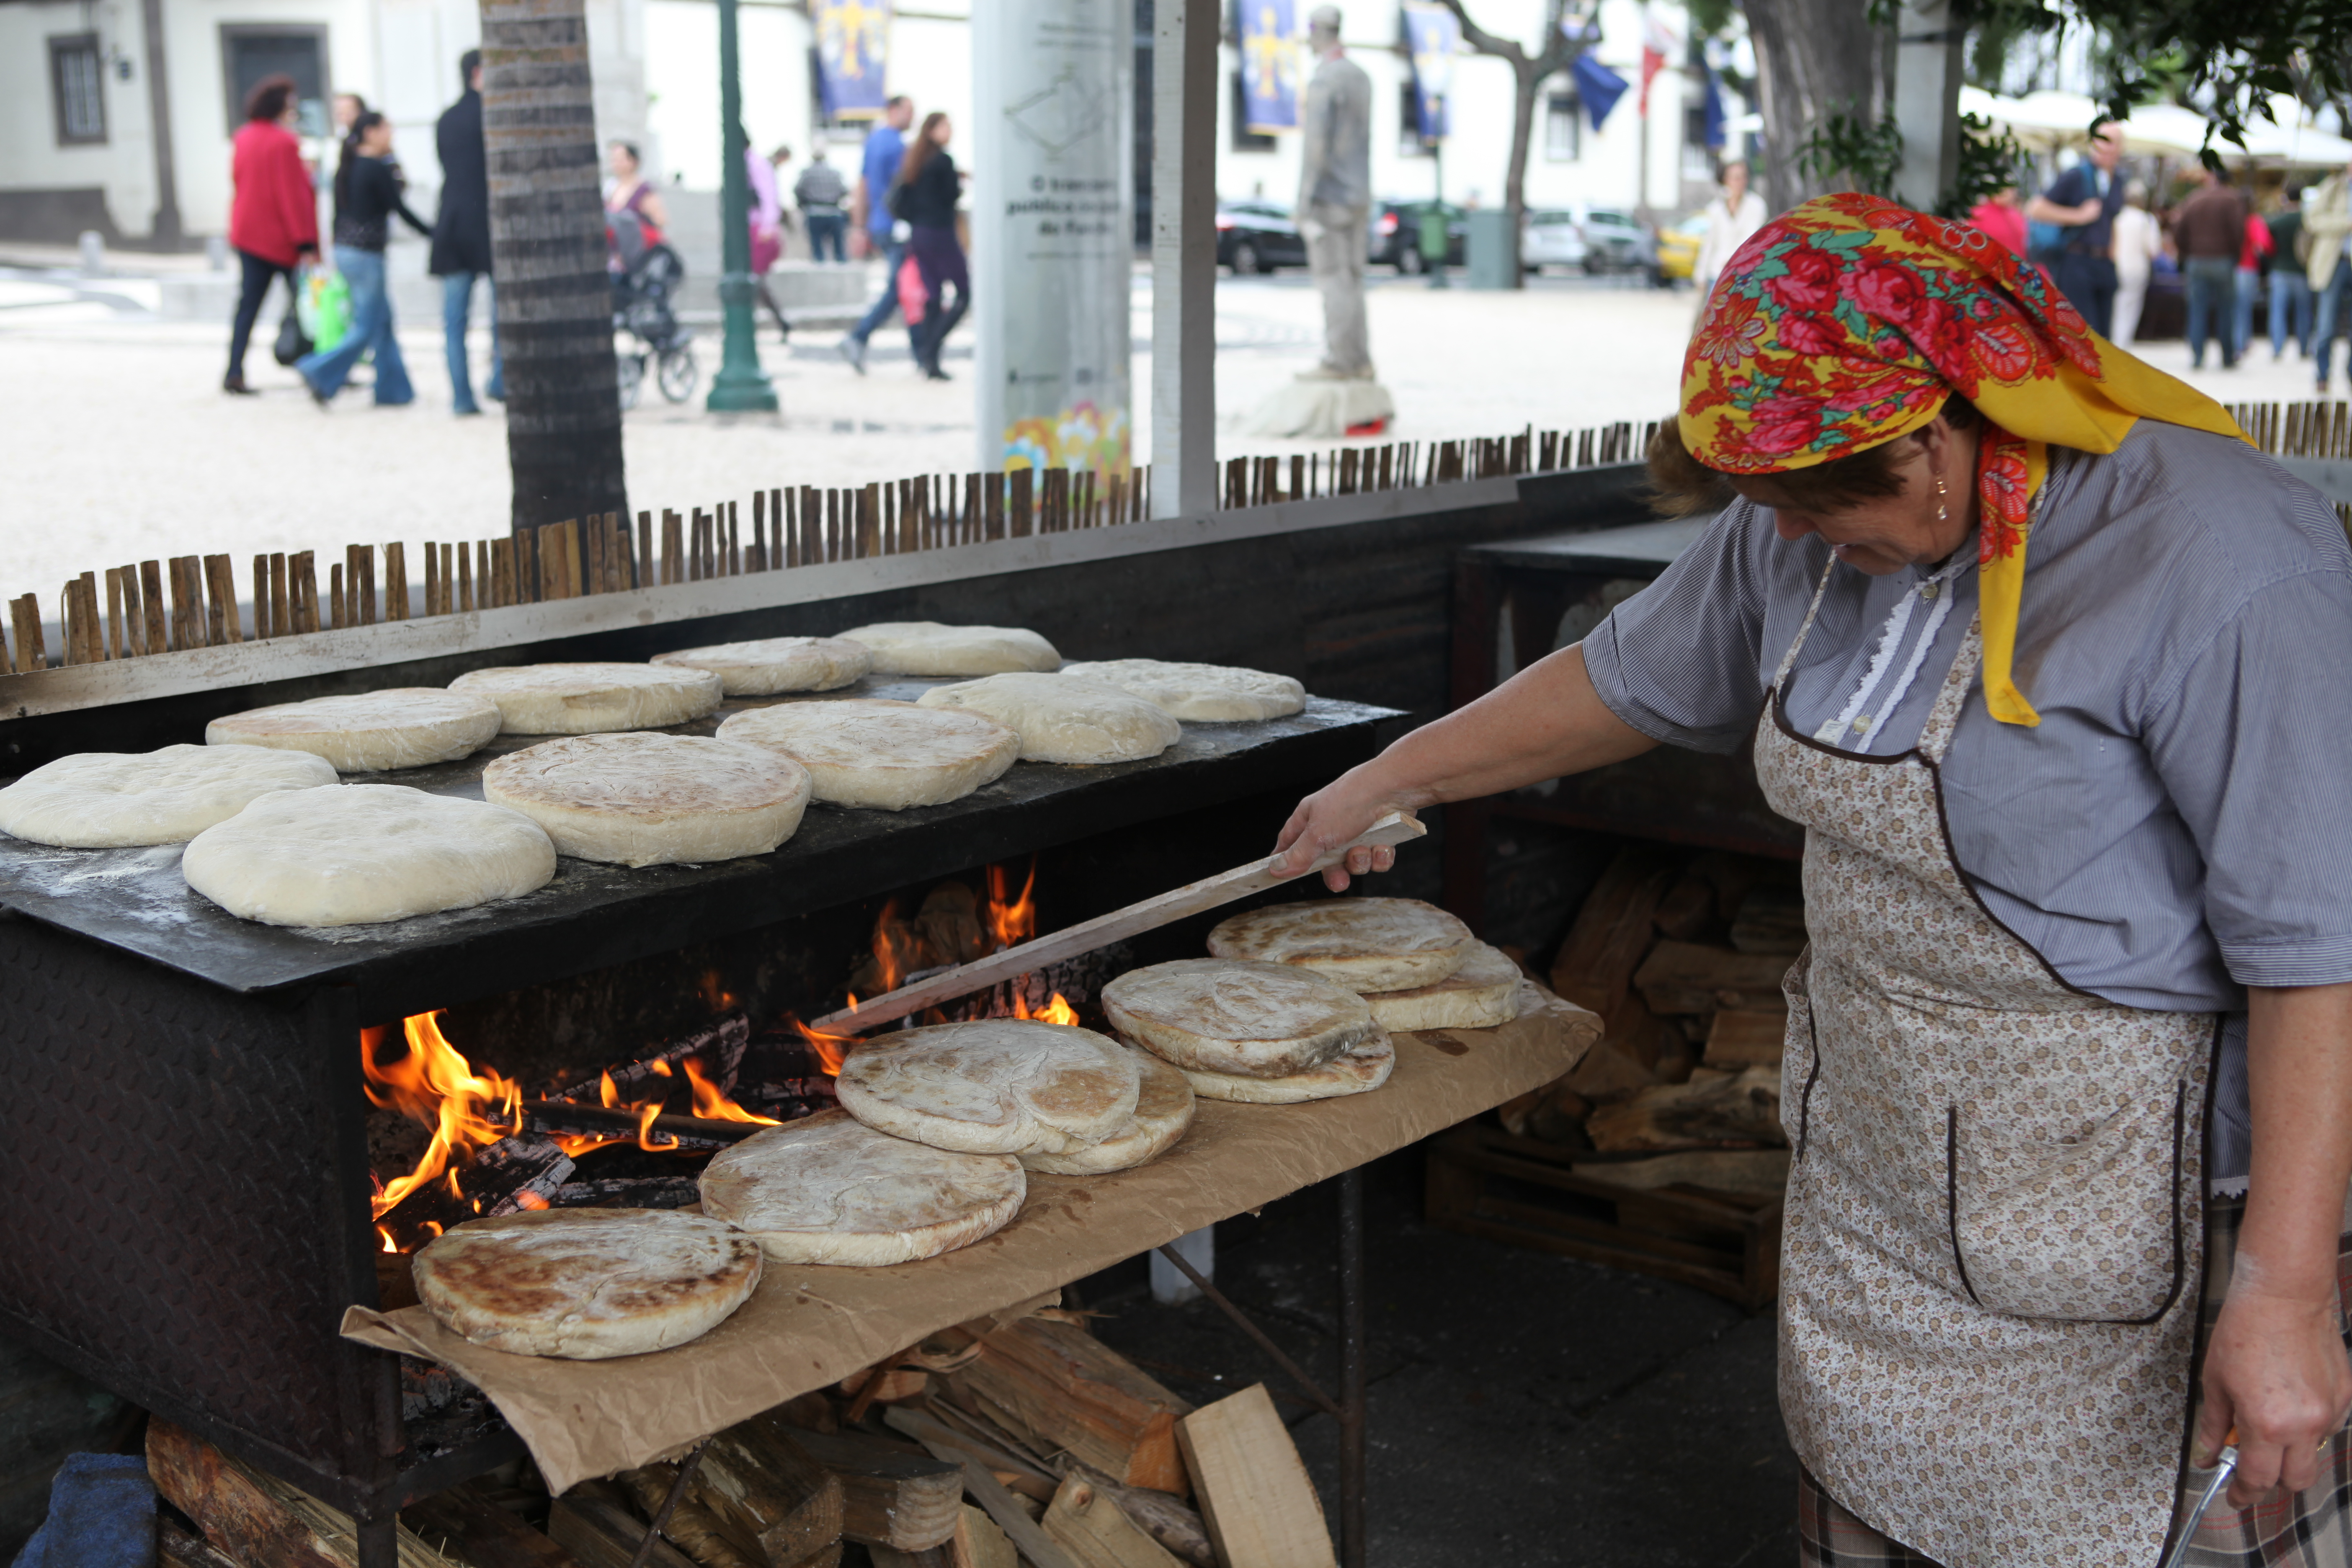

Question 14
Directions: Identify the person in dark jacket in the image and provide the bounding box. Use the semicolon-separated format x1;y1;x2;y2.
222;75;319;394
897;112;967;381
297;111;432;405
431;50;502;414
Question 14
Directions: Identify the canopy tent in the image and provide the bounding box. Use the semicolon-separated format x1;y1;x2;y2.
1960;85;2352;168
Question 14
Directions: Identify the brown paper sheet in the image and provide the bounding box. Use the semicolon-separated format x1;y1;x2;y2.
343;988;1596;1493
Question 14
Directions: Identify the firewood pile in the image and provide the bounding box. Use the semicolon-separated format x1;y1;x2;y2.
152;1292;1341;1568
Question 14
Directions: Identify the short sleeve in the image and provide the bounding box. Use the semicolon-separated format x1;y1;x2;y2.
1580;503;1775;754
2142;570;2352;986
2042;167;2087;206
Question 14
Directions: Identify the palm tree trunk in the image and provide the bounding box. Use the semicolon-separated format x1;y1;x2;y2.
482;0;629;536
1741;0;1888;212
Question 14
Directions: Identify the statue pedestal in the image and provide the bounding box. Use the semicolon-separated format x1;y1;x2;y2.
1241;374;1396;438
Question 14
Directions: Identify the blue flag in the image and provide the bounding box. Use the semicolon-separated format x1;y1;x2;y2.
1701;62;1725;148
1401;2;1458;142
814;0;892;119
1238;0;1300;133
1571;51;1627;131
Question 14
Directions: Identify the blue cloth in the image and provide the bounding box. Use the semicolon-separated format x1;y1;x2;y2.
2316;265;2352;383
848;235;910;346
2233;265;2262;360
11;1454;154;1568
860;126;905;241
297;246;413;404
2184;255;2236;368
2271;269;2313;357
440;271;503;413
2041;162;2125;253
805;211;846;262
1571;53;1627;129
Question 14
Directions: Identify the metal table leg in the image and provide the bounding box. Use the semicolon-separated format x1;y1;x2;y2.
356;1515;398;1568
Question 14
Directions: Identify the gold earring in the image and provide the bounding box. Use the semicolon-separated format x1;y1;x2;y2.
1935;475;1949;525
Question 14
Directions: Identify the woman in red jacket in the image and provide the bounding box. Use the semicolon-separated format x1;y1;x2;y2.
223;75;319;395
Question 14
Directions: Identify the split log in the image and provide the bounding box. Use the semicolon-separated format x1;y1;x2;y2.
160;1515;246;1568
938;1315;1191;1494
959;1506;1017;1568
147;1418;461;1568
1583;1066;1785;1152
1632;941;1793;1016
1702;1009;1788;1070
1172;1386;1336;1568
952;1459;1077;1568
1560;995;1672;1099
1729;885;1808;955
692;1419;844;1566
1650;873;1718;942
884;1404;1057;1504
547;1480;696;1568
782;1427;962;1550
1042;1477;1185;1568
1042;1466;1212;1568
616;1463;759;1568
402;1482;583;1568
1548;846;1678;1019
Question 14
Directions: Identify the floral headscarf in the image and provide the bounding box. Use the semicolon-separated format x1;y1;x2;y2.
1682;193;2245;727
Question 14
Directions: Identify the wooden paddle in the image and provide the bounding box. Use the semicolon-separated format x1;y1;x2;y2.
805;811;1428;1034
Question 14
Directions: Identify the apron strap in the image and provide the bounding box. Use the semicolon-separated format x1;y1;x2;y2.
1770;556;1841;693
1918;616;1985;764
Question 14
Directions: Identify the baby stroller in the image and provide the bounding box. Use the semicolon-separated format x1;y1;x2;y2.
610;210;698;410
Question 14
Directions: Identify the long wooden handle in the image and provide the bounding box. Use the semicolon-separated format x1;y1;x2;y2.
807;810;1427;1034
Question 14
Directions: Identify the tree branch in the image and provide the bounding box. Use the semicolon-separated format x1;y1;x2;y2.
1429;0;1529;69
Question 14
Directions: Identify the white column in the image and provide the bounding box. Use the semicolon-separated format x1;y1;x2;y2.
1149;0;1218;518
1890;0;1962;214
1150;1225;1216;1304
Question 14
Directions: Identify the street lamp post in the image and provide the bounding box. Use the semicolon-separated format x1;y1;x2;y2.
708;0;779;411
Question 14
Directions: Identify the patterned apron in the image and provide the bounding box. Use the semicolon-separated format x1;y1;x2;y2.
1756;567;2217;1568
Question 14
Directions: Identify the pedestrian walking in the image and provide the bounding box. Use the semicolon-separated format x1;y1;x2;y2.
2110;180;2164;348
1966;183;2029;258
897;112;968;381
296;111;431;406
796;147;849;263
431;50;503;416
745;126;790;340
2307;162;2352;391
222;75;319;395
2235;206;2273;362
838;96;915;375
2024;121;2126;336
2171;167;2249;370
2269;186;2313;360
1694;159;1769;299
604;142;668;246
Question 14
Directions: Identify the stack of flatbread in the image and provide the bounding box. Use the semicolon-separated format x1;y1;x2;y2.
1206;897;1525;1032
1101;958;1396;1103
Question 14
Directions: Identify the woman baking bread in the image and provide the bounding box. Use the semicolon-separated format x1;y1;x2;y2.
1274;193;2352;1567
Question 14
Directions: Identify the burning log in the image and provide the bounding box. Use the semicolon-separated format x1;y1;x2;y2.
546;1176;704;1210
524;1099;764;1150
375;1135;574;1251
936;1316;1193;1496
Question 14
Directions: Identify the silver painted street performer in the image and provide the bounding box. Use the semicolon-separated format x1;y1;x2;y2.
1272;193;2352;1566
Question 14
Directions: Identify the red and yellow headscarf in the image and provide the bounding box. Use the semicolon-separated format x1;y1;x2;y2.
1682;192;2245;726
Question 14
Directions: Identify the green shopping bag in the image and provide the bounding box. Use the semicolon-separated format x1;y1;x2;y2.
297;267;351;353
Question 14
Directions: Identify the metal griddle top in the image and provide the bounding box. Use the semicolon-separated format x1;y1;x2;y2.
0;680;1393;1017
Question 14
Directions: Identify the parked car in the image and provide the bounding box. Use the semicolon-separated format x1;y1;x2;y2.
1520;203;1661;282
1216;200;1308;274
1522;210;1591;271
1372;199;1466;273
1656;214;1706;282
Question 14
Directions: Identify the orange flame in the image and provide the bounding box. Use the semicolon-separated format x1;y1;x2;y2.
684;1057;782;1124
636;1101;680;1151
870;898;919;995
1013;991;1080;1026
698;968;737;1013
985;863;1037;953
788;1014;854;1075
377;1225;398;1254
364;1012;523;1219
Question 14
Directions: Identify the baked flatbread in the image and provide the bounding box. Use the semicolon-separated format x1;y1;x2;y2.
206;689;504;772
699;1109;1026;1266
181;784;556;926
1206;897;1473;993
449;663;723;735
412;1208;763;1359
1022;1048;1197;1175
1100;958;1377;1078
716;699;1018;809
481;733;813;866
1057;659;1306;722
0;744;337;848
835;1019;1141;1156
651;636;873;696
837;622;1061;676
1168;1025;1395;1104
916;673;1181;765
1364;941;1524;1032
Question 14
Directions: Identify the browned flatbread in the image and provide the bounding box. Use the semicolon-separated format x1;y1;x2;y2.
1205;897;1472;993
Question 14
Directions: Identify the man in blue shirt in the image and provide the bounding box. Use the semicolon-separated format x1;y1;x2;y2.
838;96;915;374
2024;121;2126;338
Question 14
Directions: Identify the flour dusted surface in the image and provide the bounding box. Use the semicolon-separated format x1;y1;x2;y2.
837;621;1061;676
481;733;813;866
0;744;337;848
1363;942;1524;1031
449;662;723;734
1021;1047;1197;1175
916;673;1182;764
1207;897;1473;992
717;699;1018;809
652;636;874;696
206;689;504;772
1057;659;1305;722
1101;958;1377;1077
835;1019;1142;1155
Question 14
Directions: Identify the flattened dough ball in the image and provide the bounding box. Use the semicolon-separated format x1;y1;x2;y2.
651;636;874;696
717;698;1018;809
482;732;812;867
449;662;723;735
700;1109;1026;1266
206;688;503;772
1363;941;1525;1032
413;1208;763;1359
1057;659;1306;722
837;621;1060;676
835;1019;1141;1156
1021;1047;1197;1176
1174;1026;1396;1104
0;744;337;848
1101;958;1378;1078
1207;897;1473;993
182;784;556;926
916;673;1181;765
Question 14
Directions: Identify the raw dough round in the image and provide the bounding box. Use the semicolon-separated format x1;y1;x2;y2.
651;636;874;696
1101;958;1378;1078
1022;1047;1197;1175
837;621;1061;676
412;1208;763;1359
206;689;504;772
699;1109;1026;1266
1364;942;1524;1032
181;784;556;926
448;663;723;735
835;1019;1141;1156
481;733;813;867
1207;897;1473;993
1057;659;1306;722
916;674;1181;765
1169;1026;1396;1104
0;744;337;848
716;699;1018;810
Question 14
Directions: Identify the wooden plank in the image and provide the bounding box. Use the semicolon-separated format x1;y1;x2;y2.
812;812;1423;1032
1042;1477;1186;1568
1548;845;1677;1019
959;1506;1016;1568
147;1418;459;1568
547;1481;696;1568
954;1459;1079;1568
1173;1386;1336;1568
694;1418;845;1565
784;1426;963;1551
1704;1008;1788;1070
939;1317;1191;1495
384;542;410;621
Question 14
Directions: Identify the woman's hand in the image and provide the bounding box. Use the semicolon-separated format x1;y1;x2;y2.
1270;762;1428;891
2194;1283;2352;1507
